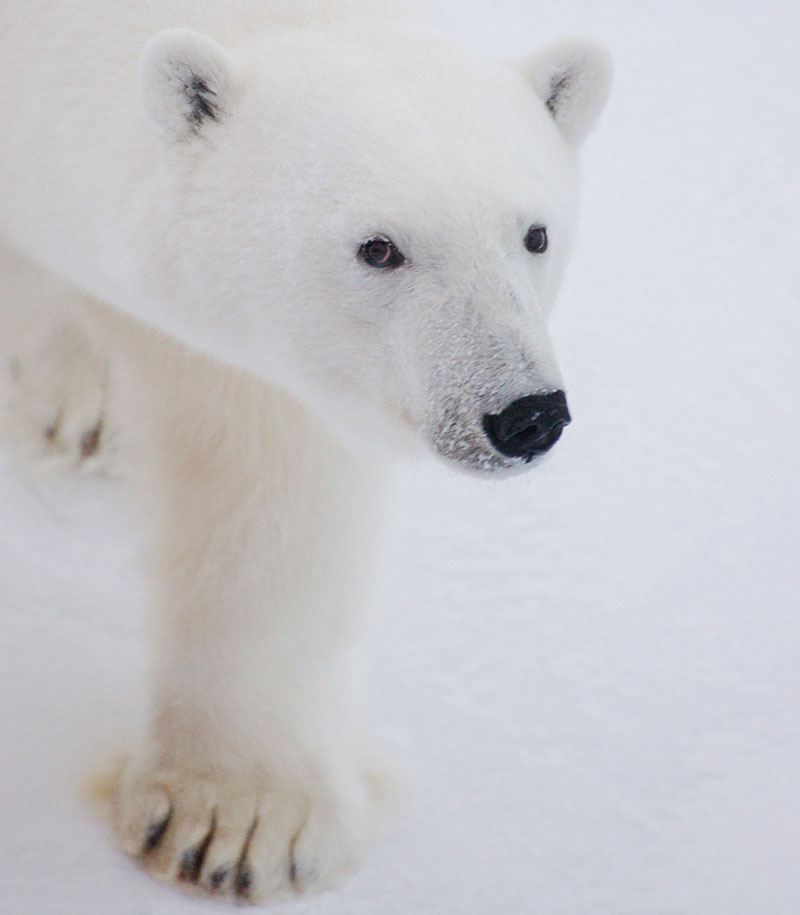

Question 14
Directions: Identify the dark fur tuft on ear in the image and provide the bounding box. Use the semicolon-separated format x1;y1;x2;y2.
186;75;219;127
523;37;612;146
139;28;239;143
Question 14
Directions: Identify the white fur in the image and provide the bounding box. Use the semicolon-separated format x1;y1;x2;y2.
0;0;610;904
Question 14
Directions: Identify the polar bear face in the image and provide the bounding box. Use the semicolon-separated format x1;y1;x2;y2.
138;25;611;473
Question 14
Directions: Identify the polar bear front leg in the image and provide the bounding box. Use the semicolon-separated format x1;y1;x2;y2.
114;362;381;903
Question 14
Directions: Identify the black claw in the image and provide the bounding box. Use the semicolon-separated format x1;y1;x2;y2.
178;846;205;883
209;866;229;890
79;420;102;459
235;867;253;897
178;815;216;883
143;814;170;853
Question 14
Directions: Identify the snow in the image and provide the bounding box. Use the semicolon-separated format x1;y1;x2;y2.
2;0;800;912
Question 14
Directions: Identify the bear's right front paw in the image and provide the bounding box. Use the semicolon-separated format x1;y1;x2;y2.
2;319;115;473
115;763;366;904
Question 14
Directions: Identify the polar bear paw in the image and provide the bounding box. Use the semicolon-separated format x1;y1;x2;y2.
115;762;366;904
2;319;116;474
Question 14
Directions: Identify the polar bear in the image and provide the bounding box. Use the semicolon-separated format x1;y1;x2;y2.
0;0;611;904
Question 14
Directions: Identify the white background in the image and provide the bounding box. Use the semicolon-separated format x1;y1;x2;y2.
2;1;799;912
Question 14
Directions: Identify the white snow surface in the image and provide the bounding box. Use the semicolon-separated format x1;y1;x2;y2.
2;1;799;912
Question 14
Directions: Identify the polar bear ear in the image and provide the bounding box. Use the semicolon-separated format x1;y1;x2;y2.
522;37;612;146
139;28;239;143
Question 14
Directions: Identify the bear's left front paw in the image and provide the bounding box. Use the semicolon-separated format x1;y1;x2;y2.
115;763;366;904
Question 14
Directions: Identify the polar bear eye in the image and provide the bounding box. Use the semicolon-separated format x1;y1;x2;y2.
524;225;548;254
358;235;406;270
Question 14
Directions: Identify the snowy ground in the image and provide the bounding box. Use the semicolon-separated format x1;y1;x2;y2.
2;1;799;913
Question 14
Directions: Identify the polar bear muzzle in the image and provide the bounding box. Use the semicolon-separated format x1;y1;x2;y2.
482;390;571;461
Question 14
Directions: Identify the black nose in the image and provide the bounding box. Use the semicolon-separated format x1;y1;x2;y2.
482;390;571;460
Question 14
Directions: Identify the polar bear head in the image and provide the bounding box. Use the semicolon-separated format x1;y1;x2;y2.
138;23;611;474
